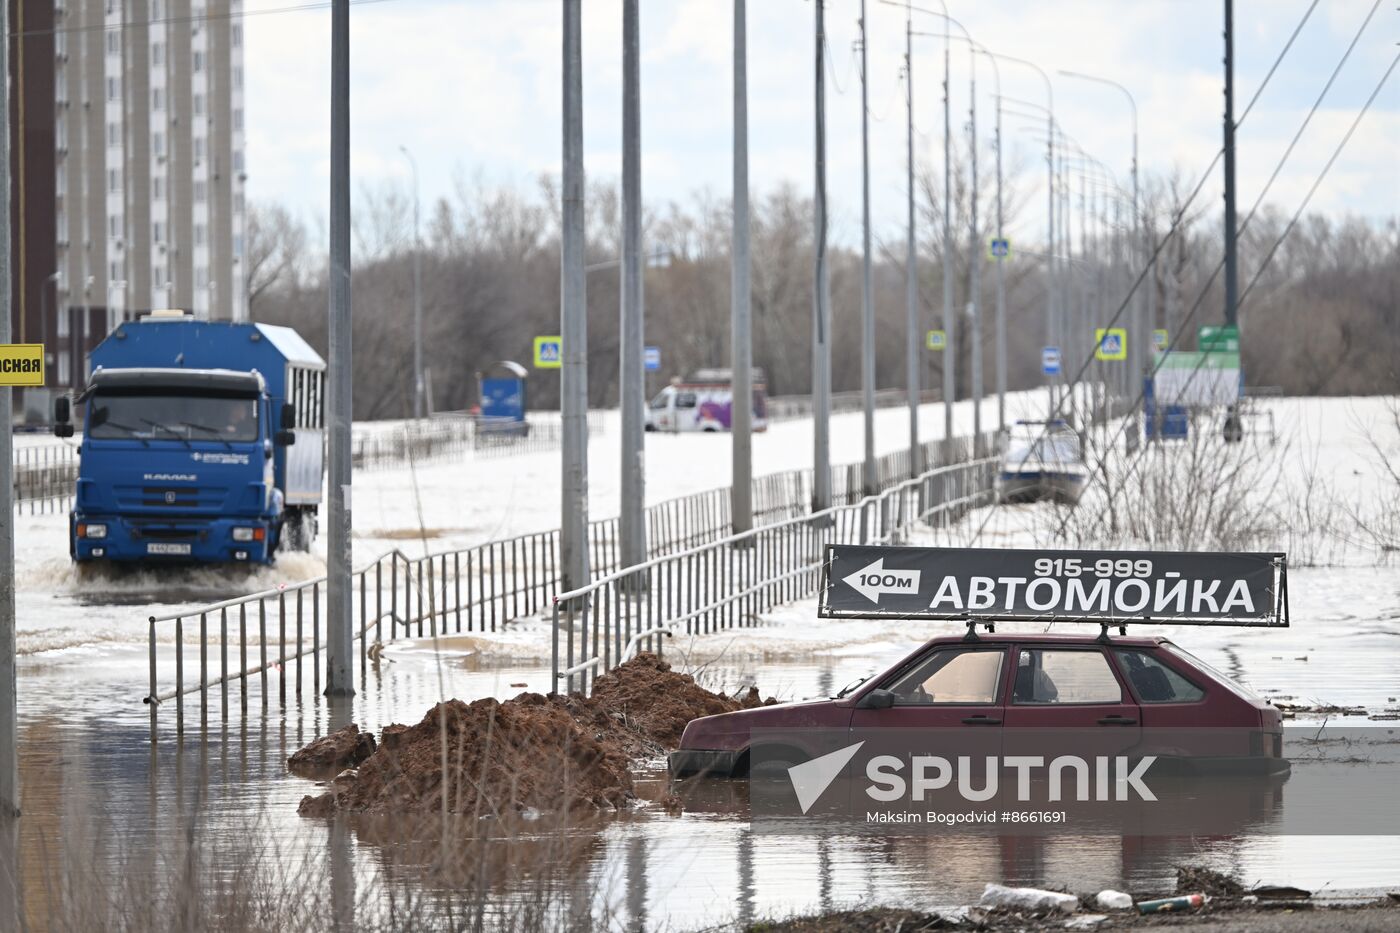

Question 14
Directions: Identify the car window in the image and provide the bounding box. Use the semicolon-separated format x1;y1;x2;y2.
1113;649;1205;703
649;392;670;410
886;648;1005;705
1013;649;1122;705
675;392;697;410
1162;642;1263;703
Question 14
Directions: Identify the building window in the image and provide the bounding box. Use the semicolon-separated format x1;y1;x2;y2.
59;354;71;387
106;77;119;101
194;224;206;246
232;25;242;47
108;215;120;237
193;180;207;202
232;150;244;172
107;169;120;193
194;138;205;161
195;267;208;289
110;261;121;281
107;122;119;147
152;42;164;66
153;222;164;244
194;94;204;116
233;234;243;258
232;67;242;89
153;177;164;199
58;309;70;339
152;132;164;156
152;88;163;110
193;51;203;72
106;31;119;55
232;109;243;131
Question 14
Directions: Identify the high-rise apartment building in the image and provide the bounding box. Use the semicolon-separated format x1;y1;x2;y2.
8;0;247;396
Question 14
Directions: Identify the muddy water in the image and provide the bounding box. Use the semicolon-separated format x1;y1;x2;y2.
8;564;1400;929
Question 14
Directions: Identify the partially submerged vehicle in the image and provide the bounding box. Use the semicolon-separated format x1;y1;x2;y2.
997;420;1087;505
670;544;1290;781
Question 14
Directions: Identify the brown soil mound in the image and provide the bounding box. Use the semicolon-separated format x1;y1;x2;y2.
589;652;774;748
287;723;376;778
295;652;774;819
299;695;634;818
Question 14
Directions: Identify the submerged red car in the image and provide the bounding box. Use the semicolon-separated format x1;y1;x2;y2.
669;632;1287;779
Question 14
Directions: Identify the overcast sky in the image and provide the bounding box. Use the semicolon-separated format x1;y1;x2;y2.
245;0;1398;249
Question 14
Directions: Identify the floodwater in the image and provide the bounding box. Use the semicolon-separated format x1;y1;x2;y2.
7;563;1400;930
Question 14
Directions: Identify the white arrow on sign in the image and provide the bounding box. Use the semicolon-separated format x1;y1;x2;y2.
842;558;921;604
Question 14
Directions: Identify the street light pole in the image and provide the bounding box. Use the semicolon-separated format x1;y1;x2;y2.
325;0;354;697
903;4;920;479
398;145;424;420
966;48;981;449
811;0;832;513
976;52;1005;433
858;0;876;498
619;0;648;568
731;0;754;533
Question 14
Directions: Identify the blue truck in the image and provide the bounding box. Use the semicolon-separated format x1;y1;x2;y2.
52;312;326;564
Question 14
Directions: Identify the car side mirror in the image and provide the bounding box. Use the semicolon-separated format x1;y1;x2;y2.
53;397;74;438
856;688;896;710
275;430;296;447
281;402;296;430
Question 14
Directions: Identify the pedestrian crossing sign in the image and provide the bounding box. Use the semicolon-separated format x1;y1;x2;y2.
533;336;563;369
1095;328;1127;361
925;330;946;351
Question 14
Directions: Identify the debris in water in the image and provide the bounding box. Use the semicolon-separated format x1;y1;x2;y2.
1176;865;1243;897
1093;890;1132;910
1138;894;1205;914
1251;885;1312;899
287;723;376;778
978;883;1078;913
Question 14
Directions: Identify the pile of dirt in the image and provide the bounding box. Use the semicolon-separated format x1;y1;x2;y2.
298;695;634;818
588;652;775;749
287;723;376;778
295;652;774;819
1176;864;1244;897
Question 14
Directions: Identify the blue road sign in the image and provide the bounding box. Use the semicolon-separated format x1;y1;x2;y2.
989;237;1011;259
1042;346;1062;376
644;346;661;372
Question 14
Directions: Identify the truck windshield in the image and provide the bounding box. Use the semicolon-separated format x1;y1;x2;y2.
89;390;260;443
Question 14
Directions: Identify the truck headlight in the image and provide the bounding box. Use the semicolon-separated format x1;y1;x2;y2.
232;527;266;542
78;523;107;539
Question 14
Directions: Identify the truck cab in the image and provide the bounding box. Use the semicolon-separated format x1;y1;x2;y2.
55;314;325;565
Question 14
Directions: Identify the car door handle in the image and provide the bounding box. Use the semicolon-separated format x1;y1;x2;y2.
1098;715;1138;726
961;716;1002;725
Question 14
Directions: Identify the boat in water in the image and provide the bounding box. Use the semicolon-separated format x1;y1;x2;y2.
997;420;1088;505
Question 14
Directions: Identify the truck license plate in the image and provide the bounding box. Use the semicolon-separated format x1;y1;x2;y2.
146;542;192;556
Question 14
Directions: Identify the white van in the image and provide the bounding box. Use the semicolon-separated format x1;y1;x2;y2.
645;372;768;434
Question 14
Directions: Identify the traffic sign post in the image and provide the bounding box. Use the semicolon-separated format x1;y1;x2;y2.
925;330;946;351
987;237;1010;260
0;346;37;818
1095;328;1127;361
643;346;661;372
1041;346;1061;377
533;335;563;369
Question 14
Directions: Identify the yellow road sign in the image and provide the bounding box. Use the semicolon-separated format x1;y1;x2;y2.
0;344;45;386
533;335;563;369
925;330;946;351
1094;328;1127;361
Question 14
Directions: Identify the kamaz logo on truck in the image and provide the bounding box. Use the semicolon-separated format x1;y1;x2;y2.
143;473;197;482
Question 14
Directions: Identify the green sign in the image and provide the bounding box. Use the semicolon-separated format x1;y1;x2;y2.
1198;324;1239;353
925;330;946;351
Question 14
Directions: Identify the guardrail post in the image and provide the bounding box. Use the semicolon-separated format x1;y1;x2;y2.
148;618;158;742
175;617;184;735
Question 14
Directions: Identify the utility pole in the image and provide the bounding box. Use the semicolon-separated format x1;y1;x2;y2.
325;0;354;697
560;0;591;595
731;0;754;531
989;59;1006;433
941;24;954;455
620;0;647;568
966;52;981;449
812;0;832;513
0;0;18;818
400;145;424;420
904;5;920;478
858;0;876;497
1222;0;1238;328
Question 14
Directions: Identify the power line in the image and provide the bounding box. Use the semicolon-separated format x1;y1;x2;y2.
1050;49;1399;542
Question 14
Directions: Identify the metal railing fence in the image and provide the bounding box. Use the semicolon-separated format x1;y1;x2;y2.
351;415;606;471
140;430;998;731
13;444;77;514
551;456;999;695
